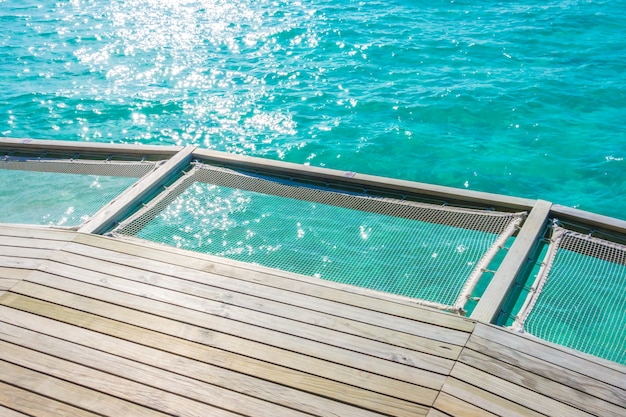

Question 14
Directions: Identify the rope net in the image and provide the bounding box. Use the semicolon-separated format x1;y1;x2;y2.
513;225;626;364
0;157;157;227
114;163;525;311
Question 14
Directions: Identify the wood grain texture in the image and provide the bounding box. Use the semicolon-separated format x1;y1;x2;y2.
78;146;196;234
74;231;476;332
466;334;626;407
0;137;182;158
0;255;45;270
0;359;171;417
426;409;454;417
450;362;594;417
6;281;438;406
0;267;35;280
41;250;458;370
0;382;99;417
0;321;309;417
0;223;624;417
0;235;72;250
0;340;244;417
440;378;547;417
0;224;77;241
458;348;624;416
0;307;385;417
430;392;498;417
0;278;18;291
0;246;56;260
66;236;473;345
0;292;429;417
471;199;551;323
472;323;626;388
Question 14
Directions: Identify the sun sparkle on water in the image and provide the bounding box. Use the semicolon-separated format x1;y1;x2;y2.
0;0;625;219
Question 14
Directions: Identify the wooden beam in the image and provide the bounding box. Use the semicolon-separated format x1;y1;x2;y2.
0;137;182;159
551;204;626;236
192;149;536;211
471;199;552;323
79;147;195;235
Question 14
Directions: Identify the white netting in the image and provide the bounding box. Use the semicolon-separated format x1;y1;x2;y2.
513;225;626;364
0;157;157;227
114;163;526;312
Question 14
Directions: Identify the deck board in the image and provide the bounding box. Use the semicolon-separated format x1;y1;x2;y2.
0;321;309;417
0;358;170;416
0;307;381;417
65;237;472;346
0;292;428;416
430;392;499;417
3;283;437;414
0;225;624;417
28;263;450;384
450;363;594;417
465;334;626;407
439;378;548;417
42;250;458;368
75;232;475;332
0;381;99;417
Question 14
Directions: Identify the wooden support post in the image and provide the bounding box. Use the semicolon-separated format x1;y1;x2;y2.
470;199;552;324
79;147;196;235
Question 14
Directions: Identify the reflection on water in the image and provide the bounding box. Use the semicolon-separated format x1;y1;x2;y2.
136;182;501;306
1;0;625;219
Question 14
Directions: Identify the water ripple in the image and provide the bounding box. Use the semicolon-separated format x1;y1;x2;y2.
0;0;625;218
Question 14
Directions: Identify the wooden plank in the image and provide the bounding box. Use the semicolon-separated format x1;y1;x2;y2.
0;292;429;417
430;392;498;417
0;246;56;260
0;359;170;416
0;278;18;291
0;224;77;241
8;280;440;403
472;323;626;389
426;409;454;417
0;405;30;417
466;334;626;407
458;348;625;416
450;362;593;417
441;378;547;417
0;256;44;270
0;308;387;417
0;381;98;417
471;199;552;323
66;236;474;345
551;204;626;236
193;148;537;211
0;322;311;417
74;232;475;333
0;137;182;159
39;253;457;373
0;267;32;280
0;340;241;417
0;235;71;250
78;146;196;234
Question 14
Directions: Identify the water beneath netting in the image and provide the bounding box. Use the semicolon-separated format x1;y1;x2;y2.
134;181;502;306
0;169;138;226
523;247;626;364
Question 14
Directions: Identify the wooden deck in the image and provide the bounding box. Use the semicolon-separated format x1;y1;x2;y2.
0;224;624;416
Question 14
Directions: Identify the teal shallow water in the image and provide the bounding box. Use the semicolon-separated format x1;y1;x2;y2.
1;0;625;219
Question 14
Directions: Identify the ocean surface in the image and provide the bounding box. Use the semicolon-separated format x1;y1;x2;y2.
1;0;625;220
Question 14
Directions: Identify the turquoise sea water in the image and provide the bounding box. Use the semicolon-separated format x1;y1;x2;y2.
1;0;625;219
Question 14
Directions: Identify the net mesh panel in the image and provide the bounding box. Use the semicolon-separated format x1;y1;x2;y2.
0;157;157;227
514;226;626;364
114;163;525;310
